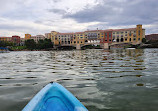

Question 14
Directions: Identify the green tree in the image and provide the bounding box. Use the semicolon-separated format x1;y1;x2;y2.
0;41;14;47
36;39;53;49
25;39;36;50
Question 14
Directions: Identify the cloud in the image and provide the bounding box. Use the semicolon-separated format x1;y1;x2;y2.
48;9;66;14
0;0;158;37
64;0;158;26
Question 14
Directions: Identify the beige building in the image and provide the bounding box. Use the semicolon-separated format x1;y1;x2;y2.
112;25;145;44
30;35;45;43
72;32;85;45
84;30;101;44
51;31;59;45
45;33;51;39
56;33;73;45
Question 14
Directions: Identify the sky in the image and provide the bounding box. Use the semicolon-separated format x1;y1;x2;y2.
0;0;158;38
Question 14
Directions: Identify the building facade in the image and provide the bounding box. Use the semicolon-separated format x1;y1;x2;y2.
57;33;73;46
23;24;145;49
145;34;158;41
72;32;85;45
25;34;31;40
111;24;145;45
25;34;45;43
45;33;51;39
84;30;100;44
0;36;21;45
0;37;12;42
12;35;21;45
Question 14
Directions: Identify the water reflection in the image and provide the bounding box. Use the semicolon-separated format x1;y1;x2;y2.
0;49;158;111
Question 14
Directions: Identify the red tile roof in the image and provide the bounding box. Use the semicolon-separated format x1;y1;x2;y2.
0;37;12;38
112;28;136;32
85;30;102;32
75;32;84;34
57;33;74;35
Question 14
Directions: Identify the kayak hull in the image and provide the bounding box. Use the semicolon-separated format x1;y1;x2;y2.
22;82;88;111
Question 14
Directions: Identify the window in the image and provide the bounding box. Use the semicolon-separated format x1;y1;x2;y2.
129;38;131;41
133;38;136;41
74;41;76;43
125;38;127;41
121;38;124;42
105;33;107;37
138;30;141;36
138;38;140;41
133;34;136;37
117;32;119;34
77;41;79;43
117;38;119;42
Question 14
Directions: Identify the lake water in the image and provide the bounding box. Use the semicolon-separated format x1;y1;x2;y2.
0;49;158;111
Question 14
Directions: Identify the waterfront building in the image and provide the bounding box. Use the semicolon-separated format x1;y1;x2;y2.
25;34;31;40
51;31;59;46
145;34;158;41
112;24;145;44
100;29;113;44
56;33;73;46
72;32;85;45
12;35;21;45
20;38;25;46
25;34;45;43
45;33;51;39
0;36;21;45
0;37;12;42
30;35;45;43
22;24;145;49
84;30;101;45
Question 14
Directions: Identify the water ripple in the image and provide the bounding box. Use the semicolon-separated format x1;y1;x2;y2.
0;49;158;111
